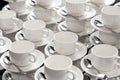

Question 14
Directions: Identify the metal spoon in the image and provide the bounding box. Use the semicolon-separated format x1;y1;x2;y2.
84;59;108;80
94;20;117;34
92;36;103;45
48;46;56;54
5;73;13;80
3;56;25;74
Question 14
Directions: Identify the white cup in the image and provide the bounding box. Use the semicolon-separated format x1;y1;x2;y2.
23;20;48;42
53;31;78;55
9;40;36;67
44;55;75;80
91;44;120;72
34;0;58;7
65;17;85;33
33;6;54;22
101;6;120;29
9;1;28;14
65;0;87;16
0;10;20;31
99;31;120;45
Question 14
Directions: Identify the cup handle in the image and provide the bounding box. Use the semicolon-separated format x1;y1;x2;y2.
115;56;120;67
29;53;36;63
12;18;23;27
85;3;91;12
67;70;76;80
0;38;5;46
42;28;49;38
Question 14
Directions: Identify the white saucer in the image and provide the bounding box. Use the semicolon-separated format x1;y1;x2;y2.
2;71;34;80
0;49;45;72
58;21;95;36
0;37;12;54
2;4;34;16
3;19;23;34
27;11;62;25
89;31;120;49
91;15;120;33
15;29;54;47
57;7;96;20
34;65;83;80
44;42;87;61
80;53;120;78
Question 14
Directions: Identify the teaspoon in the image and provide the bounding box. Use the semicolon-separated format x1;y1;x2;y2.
3;56;25;74
92;36;103;45
84;59;108;80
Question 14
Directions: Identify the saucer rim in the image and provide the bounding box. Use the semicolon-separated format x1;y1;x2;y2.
34;65;83;80
44;42;87;61
58;21;95;36
0;49;45;72
80;53;120;78
57;6;96;20
15;29;54;47
0;37;12;54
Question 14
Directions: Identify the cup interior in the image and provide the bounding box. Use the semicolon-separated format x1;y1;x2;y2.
45;55;72;70
0;10;16;19
54;32;78;43
10;40;35;54
23;20;46;31
91;44;118;58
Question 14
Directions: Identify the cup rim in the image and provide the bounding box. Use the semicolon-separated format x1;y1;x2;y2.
101;6;120;16
44;55;72;71
53;31;78;44
23;20;46;31
91;44;118;58
9;40;35;54
0;10;16;19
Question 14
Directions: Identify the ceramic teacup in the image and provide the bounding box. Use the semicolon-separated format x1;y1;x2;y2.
91;44;120;72
99;31;120;45
9;1;28;14
0;10;20;31
23;20;48;42
53;31;78;55
33;0;58;7
65;17;86;33
101;6;120;29
44;55;75;80
33;6;54;22
65;0;88;16
9;40;36;67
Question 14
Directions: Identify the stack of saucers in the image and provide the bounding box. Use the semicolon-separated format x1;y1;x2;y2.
27;0;62;25
1;40;45;80
90;6;120;49
3;0;34;21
